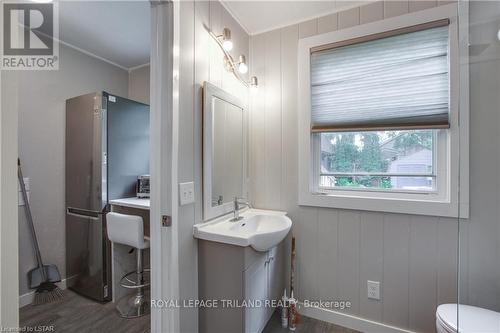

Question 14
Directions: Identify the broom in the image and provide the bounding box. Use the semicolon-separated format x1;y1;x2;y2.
18;159;63;305
290;236;295;295
289;235;300;329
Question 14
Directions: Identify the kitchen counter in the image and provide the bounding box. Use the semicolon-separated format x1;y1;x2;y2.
109;197;150;210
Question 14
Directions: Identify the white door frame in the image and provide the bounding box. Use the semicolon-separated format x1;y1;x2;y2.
0;2;179;331
150;1;181;332
0;69;20;327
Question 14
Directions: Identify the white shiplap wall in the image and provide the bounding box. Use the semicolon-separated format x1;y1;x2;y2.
248;1;460;332
178;1;249;331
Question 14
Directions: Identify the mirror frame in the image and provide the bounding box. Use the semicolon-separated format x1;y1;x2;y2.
203;81;248;221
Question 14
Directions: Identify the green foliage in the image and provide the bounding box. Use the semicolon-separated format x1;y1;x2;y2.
322;130;433;189
358;133;388;172
327;133;359;172
393;131;433;152
380;177;392;188
335;177;361;187
322;132;391;189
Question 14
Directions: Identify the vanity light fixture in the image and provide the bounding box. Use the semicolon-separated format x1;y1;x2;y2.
238;55;248;74
209;27;259;89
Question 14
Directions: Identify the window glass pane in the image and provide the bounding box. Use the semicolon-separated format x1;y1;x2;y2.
319;130;436;191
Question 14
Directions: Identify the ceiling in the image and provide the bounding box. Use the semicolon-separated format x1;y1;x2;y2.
57;1;363;68
59;1;150;70
222;1;366;35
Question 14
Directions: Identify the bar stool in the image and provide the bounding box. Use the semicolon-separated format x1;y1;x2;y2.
106;212;150;318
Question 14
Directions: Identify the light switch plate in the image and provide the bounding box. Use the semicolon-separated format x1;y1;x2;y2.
367;280;380;300
179;182;195;206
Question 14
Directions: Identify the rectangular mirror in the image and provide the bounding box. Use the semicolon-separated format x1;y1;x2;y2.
203;82;247;221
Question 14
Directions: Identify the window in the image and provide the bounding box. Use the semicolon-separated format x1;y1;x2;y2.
298;5;466;217
311;22;450;194
318;130;438;192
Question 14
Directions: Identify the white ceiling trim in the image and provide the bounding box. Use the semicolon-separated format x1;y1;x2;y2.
249;2;368;35
128;62;151;73
220;1;251;35
221;1;374;36
57;38;130;71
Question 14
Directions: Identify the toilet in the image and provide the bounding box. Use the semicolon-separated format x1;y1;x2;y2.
436;304;500;333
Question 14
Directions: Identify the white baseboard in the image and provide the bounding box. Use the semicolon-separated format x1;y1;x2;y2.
298;302;416;333
19;278;69;308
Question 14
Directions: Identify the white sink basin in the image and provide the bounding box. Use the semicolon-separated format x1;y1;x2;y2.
193;209;292;252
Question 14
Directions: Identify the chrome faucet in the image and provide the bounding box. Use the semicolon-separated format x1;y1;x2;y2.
231;197;252;222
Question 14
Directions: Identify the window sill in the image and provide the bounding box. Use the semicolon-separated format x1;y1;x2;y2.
298;191;465;218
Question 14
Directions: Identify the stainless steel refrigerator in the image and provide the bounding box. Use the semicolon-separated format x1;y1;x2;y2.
65;92;149;302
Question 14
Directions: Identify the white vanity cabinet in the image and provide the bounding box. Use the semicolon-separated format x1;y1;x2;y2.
198;240;285;333
244;246;284;333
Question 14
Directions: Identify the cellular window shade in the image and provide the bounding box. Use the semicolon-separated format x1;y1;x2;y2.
310;22;450;132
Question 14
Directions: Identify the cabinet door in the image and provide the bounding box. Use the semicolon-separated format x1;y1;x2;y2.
267;246;284;319
268;246;283;300
244;255;268;333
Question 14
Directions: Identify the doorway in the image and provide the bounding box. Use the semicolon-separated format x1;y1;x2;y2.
0;1;175;332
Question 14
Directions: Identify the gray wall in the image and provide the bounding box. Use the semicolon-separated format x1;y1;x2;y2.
17;44;129;298
129;65;150;105
249;1;460;332
178;1;249;331
459;0;500;312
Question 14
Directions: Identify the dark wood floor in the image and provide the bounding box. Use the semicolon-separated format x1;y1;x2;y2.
263;310;360;333
21;289;357;333
20;290;150;333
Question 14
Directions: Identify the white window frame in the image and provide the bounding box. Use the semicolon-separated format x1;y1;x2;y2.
298;4;469;218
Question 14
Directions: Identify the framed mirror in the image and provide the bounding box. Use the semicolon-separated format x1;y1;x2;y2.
203;82;247;221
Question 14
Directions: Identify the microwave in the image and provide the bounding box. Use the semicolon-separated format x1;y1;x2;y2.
136;175;150;198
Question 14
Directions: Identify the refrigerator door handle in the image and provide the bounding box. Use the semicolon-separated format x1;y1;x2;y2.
66;207;105;220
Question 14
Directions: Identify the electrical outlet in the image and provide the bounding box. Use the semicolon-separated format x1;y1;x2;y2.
367;280;380;300
179;182;195;206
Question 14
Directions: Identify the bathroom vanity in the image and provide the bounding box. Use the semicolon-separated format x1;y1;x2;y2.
195;82;292;333
198;238;285;333
195;208;290;333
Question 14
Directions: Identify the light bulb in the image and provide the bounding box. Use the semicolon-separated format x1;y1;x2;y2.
238;55;248;74
223;40;233;51
249;76;258;93
221;28;233;51
238;62;248;74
